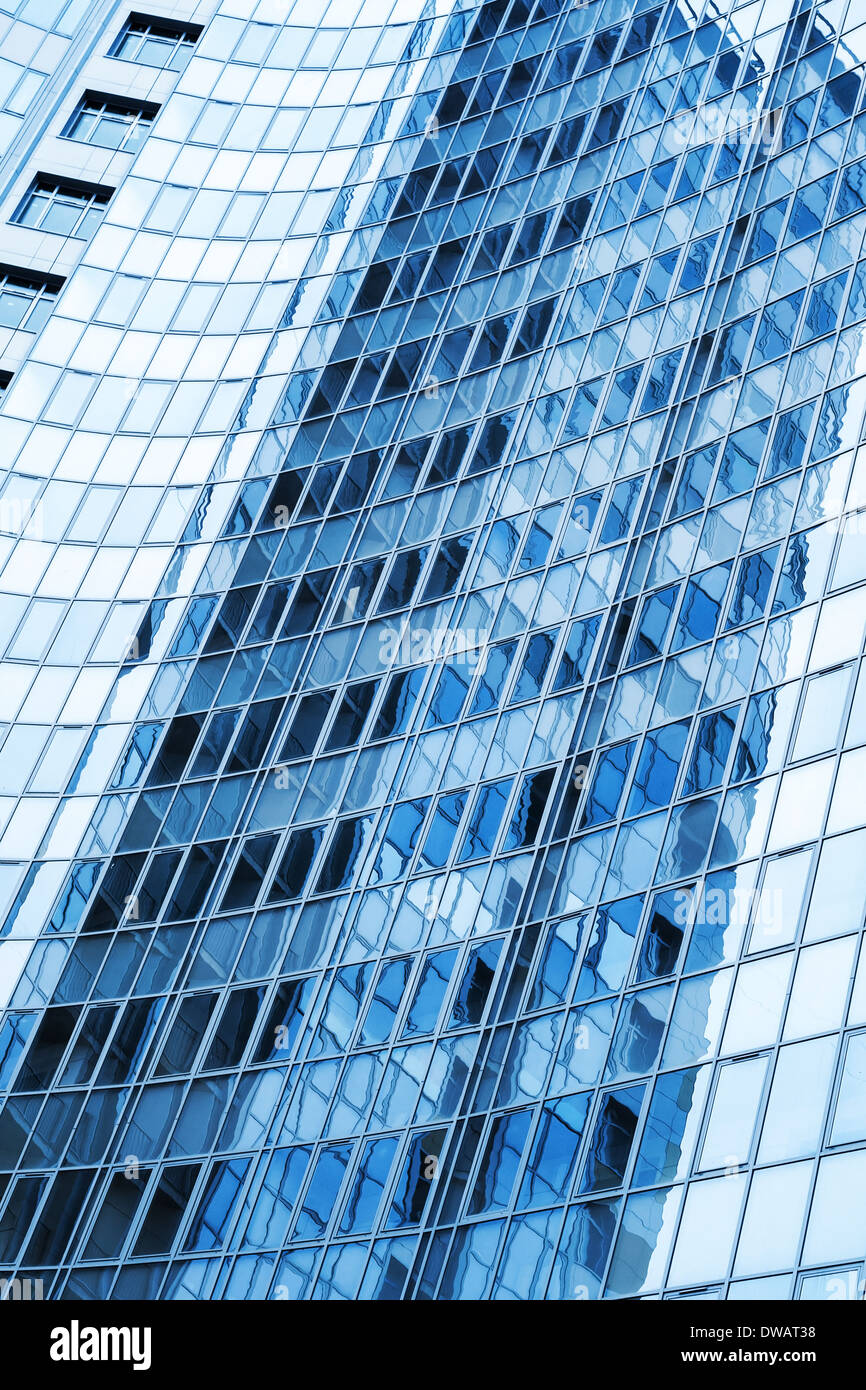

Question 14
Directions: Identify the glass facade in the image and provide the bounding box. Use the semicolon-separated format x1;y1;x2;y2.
0;0;864;1303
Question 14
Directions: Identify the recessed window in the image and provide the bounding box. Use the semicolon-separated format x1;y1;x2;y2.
109;12;202;71
11;175;113;238
61;91;158;152
0;266;63;333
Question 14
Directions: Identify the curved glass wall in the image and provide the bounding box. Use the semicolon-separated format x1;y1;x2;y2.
0;0;865;1302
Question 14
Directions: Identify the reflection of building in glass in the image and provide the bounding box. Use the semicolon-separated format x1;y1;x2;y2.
0;0;865;1301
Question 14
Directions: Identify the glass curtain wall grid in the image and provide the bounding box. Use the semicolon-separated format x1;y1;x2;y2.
0;0;863;1303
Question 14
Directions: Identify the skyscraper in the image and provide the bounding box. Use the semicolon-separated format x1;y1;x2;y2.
0;0;864;1302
